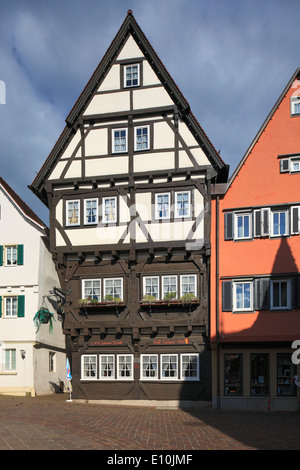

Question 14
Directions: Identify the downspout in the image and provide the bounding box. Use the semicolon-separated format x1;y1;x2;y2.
216;194;220;409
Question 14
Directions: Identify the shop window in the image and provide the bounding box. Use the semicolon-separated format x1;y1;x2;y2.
250;354;269;396
224;353;242;395
277;354;297;396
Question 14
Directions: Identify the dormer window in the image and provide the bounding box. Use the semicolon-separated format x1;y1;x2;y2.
124;64;140;88
291;96;300;116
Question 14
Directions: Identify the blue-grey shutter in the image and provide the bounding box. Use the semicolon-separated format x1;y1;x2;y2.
280;159;289;173
292;207;299;234
256;278;270;310
293;276;300;309
222;280;232;311
224;212;234;240
254;210;261;237
262;209;270;236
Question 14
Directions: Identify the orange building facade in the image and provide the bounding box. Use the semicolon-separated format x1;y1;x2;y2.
211;69;300;410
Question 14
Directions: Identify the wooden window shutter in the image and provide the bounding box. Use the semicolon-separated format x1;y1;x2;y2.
254;210;261;237
291;207;299;234
261;208;270;236
255;278;270;310
222;280;232;311
0;246;3;266
224;212;234;240
280;159;290;173
17;295;25;317
17;245;24;265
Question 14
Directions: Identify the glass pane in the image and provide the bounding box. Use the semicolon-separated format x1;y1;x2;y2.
250;354;269;396
277;353;296;396
224;354;242;395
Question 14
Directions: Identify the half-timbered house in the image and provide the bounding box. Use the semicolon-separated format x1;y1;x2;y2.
30;11;228;403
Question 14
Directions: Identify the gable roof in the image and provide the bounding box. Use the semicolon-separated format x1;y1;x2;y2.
30;10;228;206
0;177;46;230
227;67;300;190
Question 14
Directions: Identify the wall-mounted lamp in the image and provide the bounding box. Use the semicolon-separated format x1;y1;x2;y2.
20;350;26;359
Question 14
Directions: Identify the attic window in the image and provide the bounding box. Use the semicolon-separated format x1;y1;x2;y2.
124;64;140;87
291;96;300;116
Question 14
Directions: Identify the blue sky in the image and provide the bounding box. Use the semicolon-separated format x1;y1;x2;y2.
0;0;299;223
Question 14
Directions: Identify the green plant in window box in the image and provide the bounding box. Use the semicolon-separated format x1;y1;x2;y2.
164;292;177;304
104;295;122;304
142;294;156;304
33;307;55;334
180;293;197;304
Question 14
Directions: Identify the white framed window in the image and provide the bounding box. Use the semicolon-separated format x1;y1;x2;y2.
5;246;17;265
84;199;98;225
104;278;123;300
66;200;80;226
135;126;149;151
81;355;97;379
180;274;197;297
143;276;159;299
291;96;300;116
49;352;56;372
82;279;101;301
4;349;16;372
155;193;170;220
162;275;178;299
234;212;252;239
112;129;127;153
99;355;115;380
161;354;178;380
4;296;18;317
271;209;288;236
102;197;117;224
271;279;291;310
291;157;300;173
181;354;199;381
233;280;253;312
140;354;158;380
117;354;133;380
175;191;191;218
124;64;140;88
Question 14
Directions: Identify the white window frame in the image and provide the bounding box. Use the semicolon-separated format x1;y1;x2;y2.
271;279;291;310
271;209;289;237
117;354;134;380
175;191;191;218
162;275;178;300
290;157;300;173
112;128;127;153
66;200;80;226
233;280;253;312
84;198;98;225
124;63;140;88
99;354;115;380
104;277;123;301
4;349;16;372
234;211;252;240
81;354;97;380
143;276;159;299
102;196;117;224
161;354;178;380
49;352;56;372
134;125;150;151
82;279;101;301
140;354;158;380
5;245;17;266
180;274;197;297
4;296;18;317
291;96;300;116
155;193;170;220
180;353;199;381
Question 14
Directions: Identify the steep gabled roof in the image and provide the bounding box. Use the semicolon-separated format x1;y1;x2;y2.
0;177;46;230
227;67;300;190
30;10;227;205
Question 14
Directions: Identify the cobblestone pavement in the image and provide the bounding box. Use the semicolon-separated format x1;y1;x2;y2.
0;393;299;452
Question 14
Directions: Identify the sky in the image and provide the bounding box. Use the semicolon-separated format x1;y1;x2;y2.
0;0;300;224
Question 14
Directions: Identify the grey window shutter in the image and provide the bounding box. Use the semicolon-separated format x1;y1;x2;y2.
261;209;269;236
280;159;289;173
258;278;270;310
254;210;261;237
292;207;299;234
222;280;232;311
293;276;300;309
224;212;234;240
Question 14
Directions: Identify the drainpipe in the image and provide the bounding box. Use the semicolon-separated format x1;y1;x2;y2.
216;195;220;409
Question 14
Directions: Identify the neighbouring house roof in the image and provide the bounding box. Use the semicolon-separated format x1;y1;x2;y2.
29;10;228;206
0;177;46;230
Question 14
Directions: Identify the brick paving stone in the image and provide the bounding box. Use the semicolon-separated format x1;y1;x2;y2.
0;394;299;452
